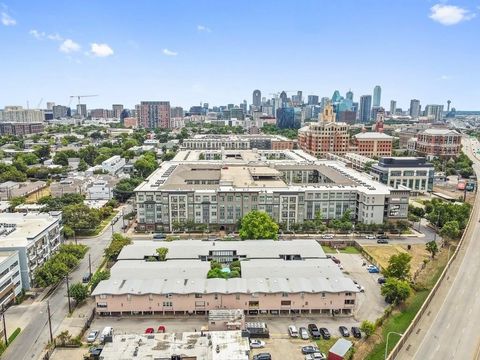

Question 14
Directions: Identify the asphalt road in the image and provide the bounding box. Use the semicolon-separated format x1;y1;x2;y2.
394;137;480;360
2;204;132;360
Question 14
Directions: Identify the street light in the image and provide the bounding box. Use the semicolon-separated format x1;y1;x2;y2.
385;331;403;360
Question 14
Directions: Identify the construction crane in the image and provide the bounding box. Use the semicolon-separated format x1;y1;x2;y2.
69;94;99;106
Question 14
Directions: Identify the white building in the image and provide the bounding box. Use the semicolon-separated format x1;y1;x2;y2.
86;180;113;200
101;155;126;175
0;251;22;307
0;212;63;289
0;106;44;123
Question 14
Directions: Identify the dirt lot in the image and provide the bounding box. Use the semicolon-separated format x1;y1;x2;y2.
362;244;430;273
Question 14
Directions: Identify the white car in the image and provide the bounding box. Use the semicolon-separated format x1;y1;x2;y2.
299;327;309;340
288;325;299;337
321;234;334;239
338;264;344;270
365;234;375;239
249;339;265;349
356;284;365;292
305;352;327;360
86;330;99;343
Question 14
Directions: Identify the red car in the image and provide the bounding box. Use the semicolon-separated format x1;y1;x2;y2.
145;327;154;334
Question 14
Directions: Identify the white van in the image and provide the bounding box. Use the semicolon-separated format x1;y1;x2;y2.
100;326;113;343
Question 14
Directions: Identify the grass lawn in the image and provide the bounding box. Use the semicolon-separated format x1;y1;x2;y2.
316;337;338;354
322;246;360;254
365;290;429;360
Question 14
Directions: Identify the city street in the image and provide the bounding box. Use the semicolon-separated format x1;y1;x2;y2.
394;137;480;359
2;204;132;360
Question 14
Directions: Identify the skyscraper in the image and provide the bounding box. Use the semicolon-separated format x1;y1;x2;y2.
373;85;381;107
252;90;261;107
112;104;124;118
276;107;299;129
390;100;397;115
307;95;319;105
359;95;372;122
279;91;288;105
138;101;171;129
409;99;421;118
424;104;444;122
346;90;353;101
76;104;87;118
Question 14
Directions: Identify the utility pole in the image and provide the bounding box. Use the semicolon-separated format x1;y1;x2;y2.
89;253;92;277
122;208;126;233
2;305;7;346
47;301;53;344
65;275;72;313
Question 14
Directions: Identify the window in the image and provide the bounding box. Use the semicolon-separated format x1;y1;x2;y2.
282;292;288;297
281;300;291;306
99;294;107;299
345;292;352;296
195;294;202;298
163;301;173;307
344;299;355;305
321;292;326;297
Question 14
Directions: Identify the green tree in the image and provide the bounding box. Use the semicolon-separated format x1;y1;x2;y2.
384;253;412;281
425;241;439;259
239;210;279;240
9;196;26;209
156;247;169;261
90;270;110;290
360;320;376;338
381;278;411;304
62;203;101;233
134;152;158;177
104;233;132;261
439;220;461;242
77;159;88;171
113;177;143;202
69;282;89;304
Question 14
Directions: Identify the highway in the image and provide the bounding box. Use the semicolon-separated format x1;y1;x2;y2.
395;137;480;360
2;204;131;360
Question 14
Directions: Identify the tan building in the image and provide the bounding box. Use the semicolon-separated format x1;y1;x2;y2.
92;240;359;316
298;104;349;158
123;117;138;129
352;132;393;157
415;129;461;159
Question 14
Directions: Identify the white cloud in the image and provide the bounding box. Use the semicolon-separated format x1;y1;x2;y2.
30;29;64;41
439;74;452;80
59;39;81;53
1;11;16;26
163;48;178;56
197;25;211;32
29;29;45;39
429;4;476;25
90;43;114;57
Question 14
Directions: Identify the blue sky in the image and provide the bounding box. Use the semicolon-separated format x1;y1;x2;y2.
1;0;479;110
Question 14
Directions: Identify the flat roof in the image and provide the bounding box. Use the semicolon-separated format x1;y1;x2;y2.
241;259;343;279
354;132;393;140
92;275;358;296
110;259;210;280
0;213;59;248
117;240;327;261
99;331;249;360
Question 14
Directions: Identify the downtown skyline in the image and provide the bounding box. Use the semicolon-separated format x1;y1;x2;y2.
1;0;479;110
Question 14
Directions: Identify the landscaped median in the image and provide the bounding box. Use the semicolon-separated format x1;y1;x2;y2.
0;327;21;356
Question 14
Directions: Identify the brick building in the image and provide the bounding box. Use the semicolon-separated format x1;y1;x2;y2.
415;129;461;159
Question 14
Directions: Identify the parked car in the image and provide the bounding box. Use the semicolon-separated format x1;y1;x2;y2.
82;273;91;283
377;277;386;284
145;327;154;334
308;324;321;339
377;238;389;244
299;327;309;340
86;330;99;343
365;234;375;239
288;325;299;337
302;345;320;354
319;328;331;340
351;326;362;339
338;264;344;270
331;256;341;264
356;284;365;292
368;266;380;273
339;326;350;337
321;234;334;239
153;233;166;239
252;353;271;360
250;339;265;349
305;352;327;360
376;234;389;240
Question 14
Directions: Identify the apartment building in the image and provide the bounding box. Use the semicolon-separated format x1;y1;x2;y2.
370;157;434;193
182;134;294;151
0;252;22;307
92;240;359;316
0;106;44;123
352;132;393;157
0;212;63;289
137;101;171;129
134;149;409;232
101;155;126;175
0;122;44;135
415;129;462;159
298;122;350;157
